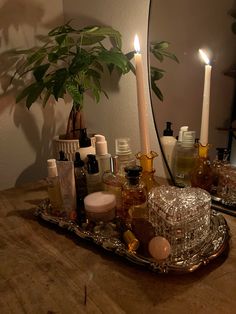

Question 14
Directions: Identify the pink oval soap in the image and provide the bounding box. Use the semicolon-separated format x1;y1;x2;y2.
148;236;171;260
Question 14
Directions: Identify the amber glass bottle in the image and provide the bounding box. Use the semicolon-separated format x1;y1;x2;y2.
190;144;213;192
122;166;147;225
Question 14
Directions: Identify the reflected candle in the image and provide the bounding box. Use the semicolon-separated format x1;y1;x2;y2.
134;34;150;154
199;49;212;146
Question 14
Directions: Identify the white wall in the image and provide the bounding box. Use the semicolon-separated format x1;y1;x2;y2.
0;0;65;190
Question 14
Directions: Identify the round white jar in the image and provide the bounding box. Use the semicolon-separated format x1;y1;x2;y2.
84;192;116;222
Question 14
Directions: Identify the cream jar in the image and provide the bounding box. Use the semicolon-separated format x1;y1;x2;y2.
84;192;116;222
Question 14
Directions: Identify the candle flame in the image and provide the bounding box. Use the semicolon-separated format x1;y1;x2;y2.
134;34;140;53
199;49;210;65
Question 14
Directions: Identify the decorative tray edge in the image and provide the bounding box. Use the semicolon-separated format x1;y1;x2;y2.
35;201;230;274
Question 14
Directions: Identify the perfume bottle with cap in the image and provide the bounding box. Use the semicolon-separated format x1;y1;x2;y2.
115;138;136;176
122;166;147;225
74;152;88;223
102;156;124;216
173;130;197;187
95;134;111;177
47;159;64;216
86;154;102;194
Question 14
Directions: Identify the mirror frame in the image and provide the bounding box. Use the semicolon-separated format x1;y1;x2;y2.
147;0;175;185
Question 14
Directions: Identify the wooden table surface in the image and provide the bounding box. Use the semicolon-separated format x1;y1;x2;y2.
0;179;236;314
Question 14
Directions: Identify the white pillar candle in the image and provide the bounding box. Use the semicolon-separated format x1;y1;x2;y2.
199;49;212;146
134;34;150;154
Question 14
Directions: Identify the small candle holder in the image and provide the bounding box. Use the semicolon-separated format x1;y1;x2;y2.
136;151;159;192
190;143;213;192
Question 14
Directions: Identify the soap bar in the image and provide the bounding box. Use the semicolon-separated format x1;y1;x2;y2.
84;192;116;222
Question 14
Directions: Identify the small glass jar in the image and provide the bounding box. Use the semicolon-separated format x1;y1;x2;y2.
84;191;116;222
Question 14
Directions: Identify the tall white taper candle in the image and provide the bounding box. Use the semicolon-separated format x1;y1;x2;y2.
199;49;212;146
134;34;150;154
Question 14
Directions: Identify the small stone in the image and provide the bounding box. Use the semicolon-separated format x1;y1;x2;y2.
148;236;171;261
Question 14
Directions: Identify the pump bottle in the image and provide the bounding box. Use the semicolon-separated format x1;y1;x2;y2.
77;128;95;161
160;122;177;171
115;137;136;176
95;134;111;177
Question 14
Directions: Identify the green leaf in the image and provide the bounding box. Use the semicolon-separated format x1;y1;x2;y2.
33;63;50;81
26;82;45;108
98;49;129;73
42;88;52;107
52;68;68;100
48;23;75;36
151;66;165;81
55;34;67;45
79;35;105;45
151;80;163;101
152;50;164;62
152;41;170;50
66;82;83;104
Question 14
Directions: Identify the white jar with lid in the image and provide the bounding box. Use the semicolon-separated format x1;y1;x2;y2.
84;192;116;222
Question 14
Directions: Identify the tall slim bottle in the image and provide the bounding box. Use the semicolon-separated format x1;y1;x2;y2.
47;159;64;216
115;138;136;176
102;156;124;217
173;130;197;187
74;152;88;223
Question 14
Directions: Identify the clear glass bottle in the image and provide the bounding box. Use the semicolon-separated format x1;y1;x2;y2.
190;144;213;192
211;148;229;195
115;138;136;176
74;152;88;224
95;134;111;177
102;156;124;217
122;166;147;225
47;159;64;216
86;154;102;194
173;130;197;187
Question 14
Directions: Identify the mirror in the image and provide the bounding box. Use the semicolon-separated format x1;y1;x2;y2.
148;0;236;182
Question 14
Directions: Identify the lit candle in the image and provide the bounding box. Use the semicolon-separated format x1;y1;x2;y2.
134;34;150;154
199;49;212;146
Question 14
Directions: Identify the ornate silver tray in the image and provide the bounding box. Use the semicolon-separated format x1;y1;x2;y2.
35;200;230;274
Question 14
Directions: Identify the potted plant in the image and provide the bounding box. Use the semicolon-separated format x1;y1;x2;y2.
11;21;177;159
10;21;135;158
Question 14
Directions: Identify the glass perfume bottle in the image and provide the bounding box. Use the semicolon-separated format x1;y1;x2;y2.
47;159;64;216
122;166;147;225
115;138;136;176
86;154;102;194
102;156;124;217
136;151;158;192
173;131;197;187
211;148;229;195
74;152;88;223
190;143;213;192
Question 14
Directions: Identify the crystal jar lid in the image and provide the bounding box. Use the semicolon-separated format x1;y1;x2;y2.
148;186;211;224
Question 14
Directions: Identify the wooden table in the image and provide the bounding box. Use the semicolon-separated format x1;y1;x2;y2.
0;180;236;314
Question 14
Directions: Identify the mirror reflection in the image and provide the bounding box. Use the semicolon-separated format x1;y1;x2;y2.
148;0;236;182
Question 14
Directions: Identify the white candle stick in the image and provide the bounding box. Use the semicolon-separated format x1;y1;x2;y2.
134;35;150;155
199;49;212;146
